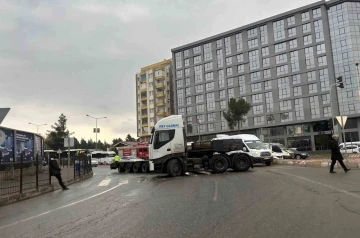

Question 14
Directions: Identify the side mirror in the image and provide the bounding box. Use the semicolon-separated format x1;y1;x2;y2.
243;147;247;152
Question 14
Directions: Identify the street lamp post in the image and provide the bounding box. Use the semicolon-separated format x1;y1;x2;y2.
28;122;47;134
86;115;107;150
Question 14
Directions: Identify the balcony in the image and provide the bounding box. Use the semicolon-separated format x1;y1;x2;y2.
142;122;148;126
155;75;165;80
156;92;165;98
157;101;165;107
141;97;147;101
157;111;165;116
141;114;148;119
140;87;147;92
141;105;147;109
156;83;165;89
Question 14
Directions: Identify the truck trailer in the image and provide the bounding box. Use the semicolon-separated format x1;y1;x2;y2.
111;115;255;177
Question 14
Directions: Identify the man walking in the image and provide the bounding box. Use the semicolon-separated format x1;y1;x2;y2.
49;158;69;190
330;135;350;173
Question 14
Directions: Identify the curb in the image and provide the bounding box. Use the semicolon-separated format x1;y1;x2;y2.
272;159;360;169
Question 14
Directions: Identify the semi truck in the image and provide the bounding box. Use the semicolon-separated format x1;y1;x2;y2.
111;115;255;176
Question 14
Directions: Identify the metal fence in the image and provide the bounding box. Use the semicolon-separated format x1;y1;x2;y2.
0;154;92;199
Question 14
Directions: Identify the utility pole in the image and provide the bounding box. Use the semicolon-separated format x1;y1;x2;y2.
29;122;47;134
86;115;107;150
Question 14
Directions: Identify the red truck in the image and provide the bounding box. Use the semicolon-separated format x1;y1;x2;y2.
117;142;149;159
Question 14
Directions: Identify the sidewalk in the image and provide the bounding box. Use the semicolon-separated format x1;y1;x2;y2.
273;158;360;169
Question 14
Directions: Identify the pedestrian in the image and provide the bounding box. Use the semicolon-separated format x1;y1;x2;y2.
330;135;351;173
49;158;69;190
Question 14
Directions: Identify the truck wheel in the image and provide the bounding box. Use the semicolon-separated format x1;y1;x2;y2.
210;155;229;173
233;154;250;172
125;163;132;173
167;159;182;177
265;162;271;166
133;163;141;173
140;163;148;173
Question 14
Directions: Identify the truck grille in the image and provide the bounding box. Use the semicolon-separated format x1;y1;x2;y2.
260;152;271;157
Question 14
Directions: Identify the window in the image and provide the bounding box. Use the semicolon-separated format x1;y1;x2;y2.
196;104;205;113
193;46;201;54
254;116;264;126
250;71;261;81
237;64;245;73
204;52;212;61
263;58;270;67
176;79;183;87
307;71;316;81
276;53;287;64
239;76;246;94
275;42;286;53
278;77;290;99
253;105;264;115
292;74;301;85
248;39;258;48
314;20;324;42
184;59;190;67
225;37;231;55
194;65;203;83
227;77;234;87
216;39;222;48
304;35;312;46
316;44;326;54
262;47;269;56
176;70;183;78
186;97;192;105
249;50;260;70
208;123;215;132
218;70;225;88
184;50;189;58
295;98;304;120
217;49;223;57
186;87;191;95
195;85;203;93
280;100;292;110
273;19;285;41
196;94;204;103
194;55;201;64
204;43;211;53
319;68;329;91
236;33;243;52
205;62;213;71
207;112;216;122
185;68;190;77
226;57;233;66
220;100;227;109
217;58;224;68
323;106;332;117
247;28;257;38
175;52;182;69
220;90;226;99
322;94;330;104
207;101;215;111
276;65;289;76
252;94;263;103
226;67;233;76
251;83;262;92
287;16;295;26
236;54;244;63
265;92;273;113
206;82;214;91
221;120;228;130
309;83;318;93
264;69;271;79
290;51;299;72
305;47;315;69
310;96;320;118
288;27;296;37
207;92;215;101
260;25;268;45
318;56;327;66
313;8;321;18
205;72;214;81
301;12;310;22
302;23;311;33
228;88;234;98
154;130;175;149
293;86;302;96
264;80;272;90
196;115;205;124
289;39;298;49
187;106;192;114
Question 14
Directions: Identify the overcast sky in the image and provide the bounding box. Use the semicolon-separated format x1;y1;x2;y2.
1;0;319;143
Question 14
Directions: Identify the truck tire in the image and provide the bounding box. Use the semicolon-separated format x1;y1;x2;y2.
210;154;229;173
167;159;182;177
133;163;141;173
124;163;132;173
140;163;148;173
233;154;250;172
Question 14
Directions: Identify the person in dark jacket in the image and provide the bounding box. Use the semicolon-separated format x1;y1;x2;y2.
49;159;69;190
330;135;350;173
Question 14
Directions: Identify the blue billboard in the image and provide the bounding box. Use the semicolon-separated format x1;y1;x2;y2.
0;128;14;163
16;132;34;161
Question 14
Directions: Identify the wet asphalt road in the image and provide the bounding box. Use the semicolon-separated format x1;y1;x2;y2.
1;165;360;238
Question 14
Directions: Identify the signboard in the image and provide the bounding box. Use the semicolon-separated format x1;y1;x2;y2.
123;149;131;156
64;137;75;147
93;128;100;133
138;142;149;146
16;132;34;161
336;116;348;128
34;135;43;158
0;127;14;162
57;149;62;154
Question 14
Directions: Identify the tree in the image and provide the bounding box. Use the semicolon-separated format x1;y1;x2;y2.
223;98;251;132
125;134;136;142
112;138;123;145
45;113;70;150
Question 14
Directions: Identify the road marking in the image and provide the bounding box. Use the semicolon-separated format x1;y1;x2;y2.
0;180;129;230
98;179;111;187
271;170;360;200
213;181;218;202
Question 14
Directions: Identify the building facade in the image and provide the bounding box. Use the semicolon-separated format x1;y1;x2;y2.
172;0;360;151
136;59;173;141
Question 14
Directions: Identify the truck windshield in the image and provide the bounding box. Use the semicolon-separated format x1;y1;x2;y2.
245;140;268;150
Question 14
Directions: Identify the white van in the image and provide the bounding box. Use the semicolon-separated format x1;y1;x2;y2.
264;143;292;159
215;134;273;166
339;142;360;150
91;151;116;165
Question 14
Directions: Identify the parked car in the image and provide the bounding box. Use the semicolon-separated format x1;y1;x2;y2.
91;160;98;167
288;148;309;159
340;145;360;154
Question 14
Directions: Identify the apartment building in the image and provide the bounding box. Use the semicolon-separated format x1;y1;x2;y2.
172;0;360;150
136;59;173;141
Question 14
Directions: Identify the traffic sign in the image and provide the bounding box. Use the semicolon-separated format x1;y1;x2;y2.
336;116;348;128
57;149;62;154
